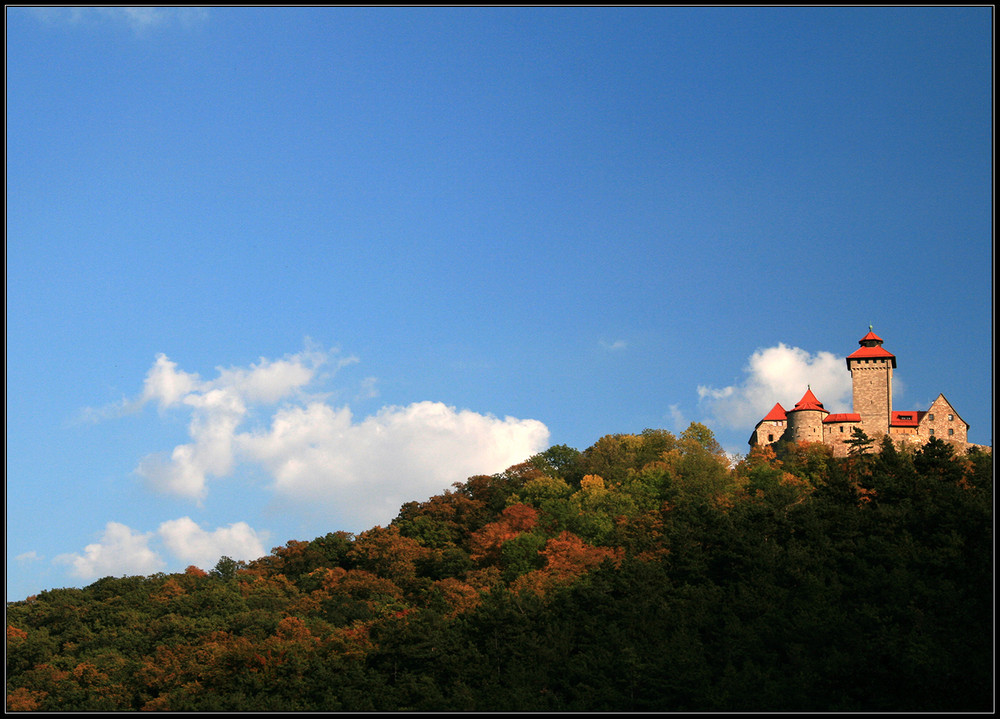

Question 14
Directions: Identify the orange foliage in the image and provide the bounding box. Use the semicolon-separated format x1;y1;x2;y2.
7;625;27;643
152;577;186;604
274;616;314;642
238;572;297;599
315;566;348;590
349;525;430;583
433;577;482;617
469;504;539;564
539;531;622;578
512;531;622;597
327;568;404;601
140;695;171;711
6;687;47;712
853;482;877;506
743;444;782;470
71;661;108;687
184;565;208;577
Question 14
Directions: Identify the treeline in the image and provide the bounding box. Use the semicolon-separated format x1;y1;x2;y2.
6;426;993;711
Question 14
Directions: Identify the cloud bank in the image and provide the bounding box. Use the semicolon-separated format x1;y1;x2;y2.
242;400;550;527
63;345;550;581
29;7;209;34
698;343;852;429
56;522;165;580
134;346;549;524
57;518;268;580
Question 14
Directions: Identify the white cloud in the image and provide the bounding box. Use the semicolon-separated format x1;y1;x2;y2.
56;522;165;580
666;403;687;432
241;400;550;529
122;347;550;528
698;343;852;429
28;7;209;34
54;518;270;580
158;517;267;571
134;349;330;500
142;354;202;409
357;376;379;401
601;339;628;351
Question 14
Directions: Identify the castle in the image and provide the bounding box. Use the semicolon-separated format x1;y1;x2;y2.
749;329;980;457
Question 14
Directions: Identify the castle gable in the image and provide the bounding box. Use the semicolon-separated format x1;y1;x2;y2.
919;394;969;443
749;402;788;447
758;403;787;424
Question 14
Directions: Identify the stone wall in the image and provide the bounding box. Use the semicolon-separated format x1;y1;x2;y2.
787;409;825;444
849;358;892;436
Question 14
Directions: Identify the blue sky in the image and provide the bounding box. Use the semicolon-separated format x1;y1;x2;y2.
6;7;992;600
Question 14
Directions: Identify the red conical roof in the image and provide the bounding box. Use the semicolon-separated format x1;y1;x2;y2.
858;329;883;344
789;387;827;413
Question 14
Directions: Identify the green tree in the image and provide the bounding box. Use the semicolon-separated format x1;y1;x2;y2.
211;556;244;581
845;427;873;456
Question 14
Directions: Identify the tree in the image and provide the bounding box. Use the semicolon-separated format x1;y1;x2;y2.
469;504;540;566
529;444;583;481
349;526;430;589
845;427;874;457
211;556;244;581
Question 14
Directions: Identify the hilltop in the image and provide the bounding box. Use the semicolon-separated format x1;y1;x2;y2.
6;424;993;712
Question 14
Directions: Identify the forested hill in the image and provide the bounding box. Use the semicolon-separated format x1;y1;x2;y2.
6;425;993;712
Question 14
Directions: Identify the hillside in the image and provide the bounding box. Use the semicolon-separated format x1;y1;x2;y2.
6;425;993;712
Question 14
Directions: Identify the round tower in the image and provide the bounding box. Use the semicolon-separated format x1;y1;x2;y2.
845;327;896;437
786;387;829;443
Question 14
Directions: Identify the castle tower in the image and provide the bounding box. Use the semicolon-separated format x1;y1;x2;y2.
786;387;829;443
846;328;896;437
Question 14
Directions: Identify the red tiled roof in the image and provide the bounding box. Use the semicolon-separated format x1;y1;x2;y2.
846;343;897;368
891;410;924;427
789;388;827;413
847;344;896;360
823;413;861;423
760;403;787;422
859;330;883;344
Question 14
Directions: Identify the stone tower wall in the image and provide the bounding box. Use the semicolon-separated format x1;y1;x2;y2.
787;410;825;443
850;358;892;436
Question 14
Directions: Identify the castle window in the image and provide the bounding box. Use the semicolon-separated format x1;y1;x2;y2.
928;414;935;421
948;414;954;421
768;434;774;442
948;428;954;436
929;428;935;436
839;426;844;433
